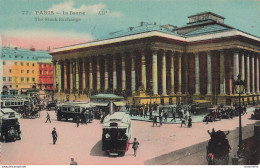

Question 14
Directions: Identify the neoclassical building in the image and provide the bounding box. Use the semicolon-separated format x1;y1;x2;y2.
51;12;260;105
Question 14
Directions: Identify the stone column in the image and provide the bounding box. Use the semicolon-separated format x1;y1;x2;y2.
105;57;108;90
162;51;167;95
233;49;239;80
82;59;86;90
152;50;158;95
207;51;212;94
122;54;126;90
171;53;174;93
219;50;225;94
71;60;74;91
256;55;259;93
76;59;79;90
97;56;100;90
141;51;146;90
131;53;136;92
89;59;93;90
246;53;250;94
241;52;245;81
252;55;255;93
195;52;200;94
58;61;62;92
113;55;117;90
178;53;182;93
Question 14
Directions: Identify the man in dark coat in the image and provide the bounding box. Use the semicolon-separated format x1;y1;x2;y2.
132;138;140;157
76;115;80;127
52;127;58;144
188;116;192;128
45;112;51;123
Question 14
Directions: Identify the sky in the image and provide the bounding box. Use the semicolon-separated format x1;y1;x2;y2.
0;0;259;51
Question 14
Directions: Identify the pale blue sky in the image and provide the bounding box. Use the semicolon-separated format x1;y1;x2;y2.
0;0;259;49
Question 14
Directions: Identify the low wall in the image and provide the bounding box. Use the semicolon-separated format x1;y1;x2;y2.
145;122;257;165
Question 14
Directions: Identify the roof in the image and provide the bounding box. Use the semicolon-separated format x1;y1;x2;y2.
188;12;225;19
1;46;52;62
90;94;124;99
182;24;231;37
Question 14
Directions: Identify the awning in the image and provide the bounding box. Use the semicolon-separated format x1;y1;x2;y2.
90;102;109;107
113;101;125;106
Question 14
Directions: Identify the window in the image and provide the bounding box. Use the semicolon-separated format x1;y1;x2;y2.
27;57;29;59
21;77;24;82
32;70;34;74
40;70;42;74
27;70;29;74
3;61;6;65
21;56;23;58
45;64;47;67
21;62;23;66
15;56;18;58
32;77;35;81
15;62;17;65
27;63;29;66
26;78;29;82
8;77;12;82
46;70;48;75
32;63;35;66
9;56;11;58
3;77;6;81
16;85;18;88
9;69;12;73
2;55;5;57
50;71;53;75
21;70;23;73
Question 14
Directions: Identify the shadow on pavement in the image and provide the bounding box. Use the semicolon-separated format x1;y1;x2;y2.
90;140;106;157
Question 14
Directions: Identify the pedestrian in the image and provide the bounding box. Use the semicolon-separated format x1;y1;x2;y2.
70;158;78;165
45;112;51;123
76;115;80;127
132;138;140;157
159;113;163;127
181;118;186;127
153;115;157;127
51;127;58;144
188;116;192;128
171;110;176;122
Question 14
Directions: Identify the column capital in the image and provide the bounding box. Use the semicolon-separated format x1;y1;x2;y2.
233;48;240;54
205;50;213;55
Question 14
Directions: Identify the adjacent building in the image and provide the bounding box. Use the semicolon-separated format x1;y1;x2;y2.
1;46;54;94
51;12;260;105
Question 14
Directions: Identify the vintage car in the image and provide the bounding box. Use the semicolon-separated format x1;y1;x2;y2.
56;102;94;123
46;100;57;111
0;108;22;142
251;106;260;120
190;100;213;114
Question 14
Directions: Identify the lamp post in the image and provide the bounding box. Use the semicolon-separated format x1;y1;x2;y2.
233;74;245;158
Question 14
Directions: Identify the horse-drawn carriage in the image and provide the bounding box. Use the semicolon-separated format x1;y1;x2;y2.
206;129;231;165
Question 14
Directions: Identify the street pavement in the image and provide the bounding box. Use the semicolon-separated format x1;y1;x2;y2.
1;108;258;165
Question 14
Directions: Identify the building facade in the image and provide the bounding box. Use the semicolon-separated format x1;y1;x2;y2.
38;62;55;91
51;12;260;105
1;47;53;94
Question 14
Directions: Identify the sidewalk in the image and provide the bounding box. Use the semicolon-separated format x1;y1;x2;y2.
130;106;256;124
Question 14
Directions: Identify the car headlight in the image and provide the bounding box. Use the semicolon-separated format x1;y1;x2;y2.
105;133;110;139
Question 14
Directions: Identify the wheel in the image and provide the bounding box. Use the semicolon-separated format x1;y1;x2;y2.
2;135;6;142
57;115;61;121
119;152;125;156
17;133;21;140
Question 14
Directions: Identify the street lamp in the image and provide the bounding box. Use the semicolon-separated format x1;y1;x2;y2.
233;74;245;158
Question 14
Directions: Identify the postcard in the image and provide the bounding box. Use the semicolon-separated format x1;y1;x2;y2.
0;0;259;166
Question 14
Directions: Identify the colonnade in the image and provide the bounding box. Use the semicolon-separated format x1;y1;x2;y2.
53;48;260;96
